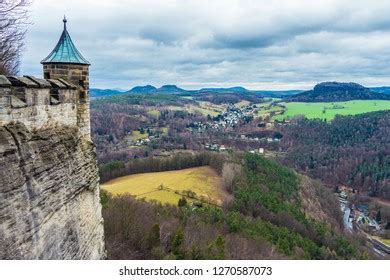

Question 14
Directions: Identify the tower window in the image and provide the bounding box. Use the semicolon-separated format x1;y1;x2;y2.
79;80;85;88
44;73;50;79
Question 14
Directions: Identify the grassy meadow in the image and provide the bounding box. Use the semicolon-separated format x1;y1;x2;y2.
101;166;226;206
256;105;285;117
146;109;160;118
274;100;390;121
166;102;225;117
130;130;149;140
234;100;251;108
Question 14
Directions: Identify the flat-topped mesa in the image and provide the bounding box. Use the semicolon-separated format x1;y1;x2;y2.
0;75;80;131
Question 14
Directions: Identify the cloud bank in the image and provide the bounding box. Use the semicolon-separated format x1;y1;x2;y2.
21;0;390;89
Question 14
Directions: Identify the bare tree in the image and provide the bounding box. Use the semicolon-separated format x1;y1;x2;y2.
221;163;241;193
0;0;31;75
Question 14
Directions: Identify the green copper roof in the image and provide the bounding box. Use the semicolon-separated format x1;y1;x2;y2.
41;17;90;65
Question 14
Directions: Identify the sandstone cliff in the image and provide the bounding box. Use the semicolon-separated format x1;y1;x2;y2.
0;122;105;259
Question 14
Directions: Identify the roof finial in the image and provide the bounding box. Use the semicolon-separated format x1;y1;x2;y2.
63;15;67;30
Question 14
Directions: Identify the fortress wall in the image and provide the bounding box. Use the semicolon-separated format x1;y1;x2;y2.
0;103;78;131
0;76;79;131
0;75;105;260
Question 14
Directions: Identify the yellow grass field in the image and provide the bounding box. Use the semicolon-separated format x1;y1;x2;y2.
101;166;227;206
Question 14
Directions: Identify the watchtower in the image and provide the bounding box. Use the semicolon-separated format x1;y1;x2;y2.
41;16;91;139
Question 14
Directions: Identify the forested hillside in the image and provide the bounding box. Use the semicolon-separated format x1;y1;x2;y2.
280;110;390;199
286;82;390;102
102;153;366;260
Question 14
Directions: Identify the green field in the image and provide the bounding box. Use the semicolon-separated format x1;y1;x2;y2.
130;130;149;140
101;166;226;206
146;109;160;118
274;100;390;121
256;105;285;117
160;126;169;135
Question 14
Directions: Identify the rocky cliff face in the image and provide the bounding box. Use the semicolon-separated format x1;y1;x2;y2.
0;122;105;259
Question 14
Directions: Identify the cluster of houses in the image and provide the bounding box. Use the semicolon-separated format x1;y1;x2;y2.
249;148;265;154
127;127;165;146
133;138;151;146
188;104;256;132
204;143;227;152
239;134;281;143
337;188;390;257
220;104;255;126
354;203;381;231
338;190;381;232
204;143;266;155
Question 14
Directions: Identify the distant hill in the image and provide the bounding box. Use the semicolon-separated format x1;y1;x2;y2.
370;86;390;95
286;82;390;102
253;90;303;98
128;85;157;93
155;85;186;94
92;83;390;99
198;87;303;97
90;88;124;98
91;84;305;98
199;86;248;93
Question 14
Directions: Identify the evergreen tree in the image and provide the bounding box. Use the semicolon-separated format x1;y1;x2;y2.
172;228;185;259
206;235;226;259
189;245;203;260
178;197;187;207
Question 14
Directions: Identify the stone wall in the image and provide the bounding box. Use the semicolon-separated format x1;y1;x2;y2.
0;74;105;259
0;122;105;259
43;64;89;90
43;64;91;140
0;75;79;131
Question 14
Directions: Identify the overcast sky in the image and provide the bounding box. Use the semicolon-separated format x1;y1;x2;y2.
20;0;390;90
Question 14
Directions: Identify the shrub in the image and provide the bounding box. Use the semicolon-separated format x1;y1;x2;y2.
178;197;188;207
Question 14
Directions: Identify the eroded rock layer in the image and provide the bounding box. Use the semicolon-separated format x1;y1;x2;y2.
0;122;105;259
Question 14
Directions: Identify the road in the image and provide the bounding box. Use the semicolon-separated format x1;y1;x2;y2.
343;207;353;233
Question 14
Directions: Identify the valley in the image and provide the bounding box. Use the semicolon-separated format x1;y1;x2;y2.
3;0;390;268
92;81;390;259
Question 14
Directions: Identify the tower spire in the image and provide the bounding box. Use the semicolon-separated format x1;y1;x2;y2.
63;15;67;30
41;16;90;65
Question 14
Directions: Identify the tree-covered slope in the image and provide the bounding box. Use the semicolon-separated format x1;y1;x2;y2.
286;82;390;102
102;153;366;259
280;110;390;198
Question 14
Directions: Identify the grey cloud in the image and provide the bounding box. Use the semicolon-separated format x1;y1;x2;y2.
19;0;390;89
